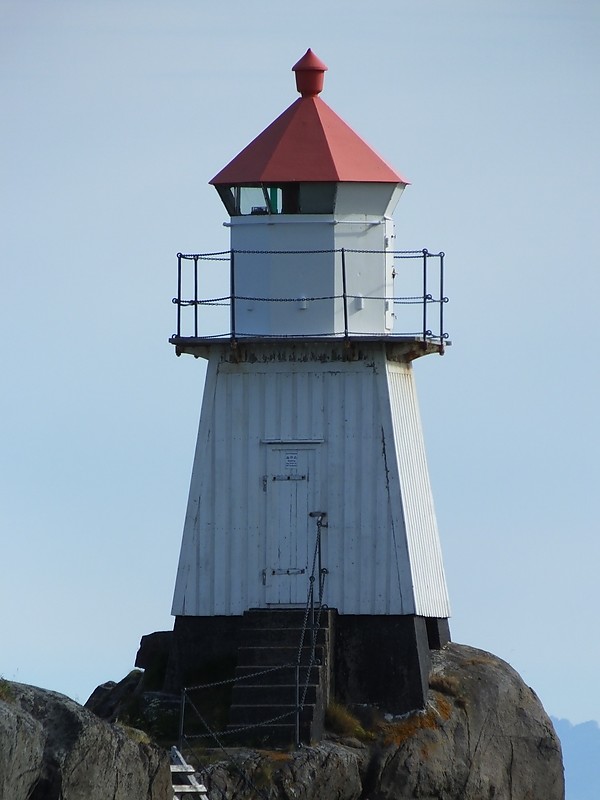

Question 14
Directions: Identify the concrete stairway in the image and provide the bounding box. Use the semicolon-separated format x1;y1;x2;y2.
227;609;333;746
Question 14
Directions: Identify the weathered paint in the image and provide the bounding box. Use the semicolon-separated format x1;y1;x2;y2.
171;342;450;618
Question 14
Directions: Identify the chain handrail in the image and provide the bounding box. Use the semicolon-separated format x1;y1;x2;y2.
173;247;449;343
177;514;328;754
178;695;271;800
294;511;328;746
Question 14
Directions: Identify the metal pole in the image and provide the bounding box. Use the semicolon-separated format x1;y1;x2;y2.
176;253;182;337
422;249;428;341
193;256;199;338
439;251;445;347
178;689;186;752
295;663;301;748
311;576;316;650
341;248;349;339
317;519;322;607
230;249;236;340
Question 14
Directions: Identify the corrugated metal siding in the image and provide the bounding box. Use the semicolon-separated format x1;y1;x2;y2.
171;346;450;618
319;365;413;615
386;363;451;617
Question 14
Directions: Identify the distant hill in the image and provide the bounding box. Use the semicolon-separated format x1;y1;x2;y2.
552;717;600;800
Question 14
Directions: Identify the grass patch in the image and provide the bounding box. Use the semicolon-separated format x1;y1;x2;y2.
324;693;453;749
115;723;152;745
434;694;453;721
325;702;375;741
0;678;14;703
380;694;452;746
430;673;469;711
258;749;292;762
465;654;496;667
380;707;439;746
430;673;460;697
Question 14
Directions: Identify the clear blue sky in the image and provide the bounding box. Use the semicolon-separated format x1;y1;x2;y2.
1;0;599;728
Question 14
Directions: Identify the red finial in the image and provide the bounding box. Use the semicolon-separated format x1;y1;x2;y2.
292;49;328;97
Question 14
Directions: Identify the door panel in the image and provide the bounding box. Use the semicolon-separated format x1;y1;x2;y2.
265;448;315;605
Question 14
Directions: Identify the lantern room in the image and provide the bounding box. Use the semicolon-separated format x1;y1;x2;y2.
209;49;408;338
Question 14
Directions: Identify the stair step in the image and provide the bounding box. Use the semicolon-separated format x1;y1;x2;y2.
239;626;329;647
231;684;318;705
236;645;324;667
234;665;321;685
228;703;315;726
218;609;335;746
243;609;332;629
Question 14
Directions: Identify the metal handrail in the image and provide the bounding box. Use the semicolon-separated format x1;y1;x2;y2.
177;516;328;751
172;248;448;344
294;511;328;746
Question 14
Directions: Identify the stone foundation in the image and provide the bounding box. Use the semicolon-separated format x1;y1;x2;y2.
143;611;452;720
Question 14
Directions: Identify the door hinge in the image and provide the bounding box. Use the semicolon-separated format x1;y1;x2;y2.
272;568;306;576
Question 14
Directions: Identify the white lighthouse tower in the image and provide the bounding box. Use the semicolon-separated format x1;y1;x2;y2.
169;50;451;740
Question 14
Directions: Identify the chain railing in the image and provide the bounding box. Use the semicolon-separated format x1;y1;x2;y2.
295;512;328;745
172;248;448;343
177;512;328;764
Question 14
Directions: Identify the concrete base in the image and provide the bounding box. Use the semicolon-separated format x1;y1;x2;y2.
426;616;451;650
162;615;243;693
334;615;432;715
160;612;451;721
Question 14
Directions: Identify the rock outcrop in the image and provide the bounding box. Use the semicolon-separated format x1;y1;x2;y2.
0;680;171;800
198;644;564;799
2;642;563;800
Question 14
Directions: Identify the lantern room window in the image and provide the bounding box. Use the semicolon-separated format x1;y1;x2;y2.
215;183;337;216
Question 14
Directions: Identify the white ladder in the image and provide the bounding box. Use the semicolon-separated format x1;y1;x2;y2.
170;746;208;799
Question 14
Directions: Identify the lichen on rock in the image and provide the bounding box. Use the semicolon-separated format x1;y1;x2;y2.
1;642;563;800
196;643;564;799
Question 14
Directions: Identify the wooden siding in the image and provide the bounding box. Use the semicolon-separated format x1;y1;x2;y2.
171;344;450;618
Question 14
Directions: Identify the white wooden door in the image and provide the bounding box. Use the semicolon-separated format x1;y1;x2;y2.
264;447;315;605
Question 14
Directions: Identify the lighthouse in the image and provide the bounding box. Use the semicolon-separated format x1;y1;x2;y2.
169;50;451;743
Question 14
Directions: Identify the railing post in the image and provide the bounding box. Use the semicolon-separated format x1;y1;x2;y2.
422;248;428;341
310;576;316;650
317;520;322;608
193;256;199;338
341;248;349;339
176;253;182;337
439;251;445;346
230;249;236;340
295;663;301;748
178;689;186;752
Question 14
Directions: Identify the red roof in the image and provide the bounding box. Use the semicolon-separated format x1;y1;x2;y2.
210;50;407;186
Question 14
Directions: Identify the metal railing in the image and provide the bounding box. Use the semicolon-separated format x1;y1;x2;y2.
177;513;328;755
172;248;448;343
